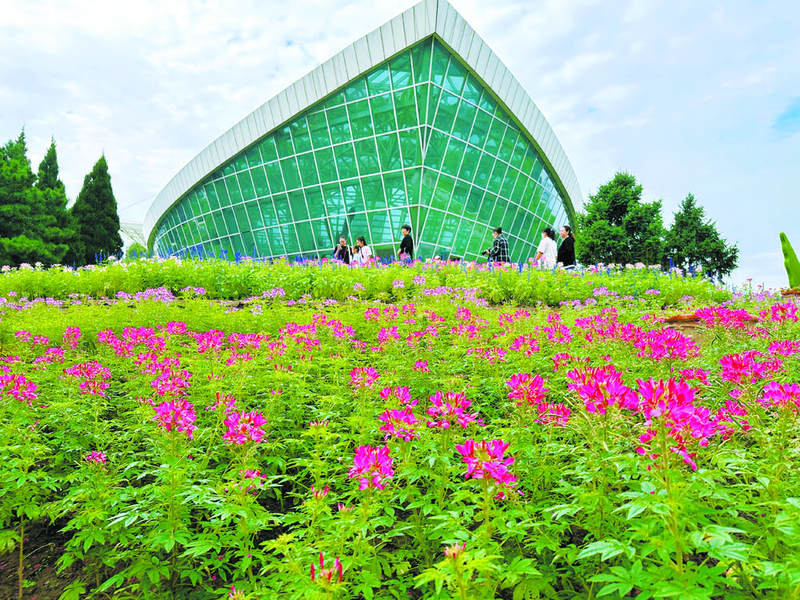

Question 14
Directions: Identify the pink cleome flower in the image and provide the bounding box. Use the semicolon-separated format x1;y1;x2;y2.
223;410;267;444
378;408;419;441
348;445;394;490
310;552;343;583
426;391;484;429
152;398;197;439
506;373;548;407
759;381;800;412
379;385;417;407
413;360;430;373
349;366;380;388
567;364;639;414
455;438;518;498
83;451;107;466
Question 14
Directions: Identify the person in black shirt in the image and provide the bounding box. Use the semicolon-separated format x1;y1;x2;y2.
557;225;576;267
398;225;414;261
333;236;351;264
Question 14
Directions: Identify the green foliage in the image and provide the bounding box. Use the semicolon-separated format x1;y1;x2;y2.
125;243;148;260
576;172;666;266
0;132;71;266
68;155;123;265
779;232;800;288
665;194;739;276
0;271;797;599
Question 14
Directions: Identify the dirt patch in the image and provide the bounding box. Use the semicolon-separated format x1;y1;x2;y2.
0;520;81;600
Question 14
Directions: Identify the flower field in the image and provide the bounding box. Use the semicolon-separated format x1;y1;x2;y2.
0;261;798;600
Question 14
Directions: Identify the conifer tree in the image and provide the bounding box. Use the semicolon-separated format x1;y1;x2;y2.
36;139;75;256
69;155;123;265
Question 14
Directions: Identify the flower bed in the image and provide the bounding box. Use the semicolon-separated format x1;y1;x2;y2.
0;267;798;599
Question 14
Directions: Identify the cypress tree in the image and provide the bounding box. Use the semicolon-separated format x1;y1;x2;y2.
0;131;68;265
69;155;123;265
36;139;75;255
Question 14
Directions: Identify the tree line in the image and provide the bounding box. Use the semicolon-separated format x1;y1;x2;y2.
575;172;739;277
0;130;123;267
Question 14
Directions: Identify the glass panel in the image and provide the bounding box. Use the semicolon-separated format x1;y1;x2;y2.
423;209;445;242
274;127;293;157
297;153;319;186
214;180;230;206
323;90;345;109
348;213;368;241
323;184;345;216
449;180;469;216
212;212;227;237
411;40;431;84
280;157;302;190
305;187;325;219
253;229;268;256
266;226;285;255
441;138;465;178
478;193;495;223
389;207;412;234
452;102;476;142
377;133;402;171
259;137;278;163
430;41;449;87
394;88;417;130
439;213;459;247
225;176;242;204
478;88;497;113
370;93;396;134
463;186;483;219
500;169;517;198
361;175;386;211
327;105;351;144
265;162;285;193
470;109;492;148
443;58;466;95
288;190;309;221
490;199;507;225
261;198;278;227
367;65;392;95
424;129;448;170
333;143;358;180
415;84;429;124
498;127;518;162
484;117;505;154
474;152;493;188
245;145;262;168
233;204;250;231
307;112;331;149
433;90;459;132
342;180;366;213
459;145;480;182
354;138;380;175
389;52;412;89
462;74;482;106
280;225;300;253
237;171;255;201
311;218;333;250
399;128;421;168
204;183;219;209
345;79;368;102
315;148;337;183
251;166;269;197
273;194;292;222
431;174;454;210
246;202;263;229
383;172;406;208
404;168;420;206
296;221;315;253
488;160;508;194
348;99;374;139
291;118;312;153
368;210;392;244
223;208;238;232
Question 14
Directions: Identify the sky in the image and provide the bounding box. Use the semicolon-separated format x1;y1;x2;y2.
1;0;798;288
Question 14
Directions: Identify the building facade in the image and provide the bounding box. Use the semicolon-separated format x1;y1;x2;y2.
145;0;581;263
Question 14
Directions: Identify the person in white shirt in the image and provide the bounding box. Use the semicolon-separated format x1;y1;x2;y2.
534;227;557;269
353;236;372;266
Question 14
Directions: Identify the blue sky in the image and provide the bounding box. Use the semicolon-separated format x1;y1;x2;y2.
1;0;798;287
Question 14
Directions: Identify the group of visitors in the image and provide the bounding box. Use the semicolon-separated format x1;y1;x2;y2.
333;225;414;266
332;222;575;267
483;225;576;268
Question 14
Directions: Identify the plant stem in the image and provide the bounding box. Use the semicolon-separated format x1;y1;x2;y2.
17;519;24;600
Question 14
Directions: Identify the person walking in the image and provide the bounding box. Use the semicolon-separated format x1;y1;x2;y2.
398;224;414;261
534;227;558;269
333;237;351;264
482;227;510;263
557;225;576;268
353;236;373;266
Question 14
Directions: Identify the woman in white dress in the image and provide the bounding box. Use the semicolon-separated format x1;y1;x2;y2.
534;227;557;269
354;236;373;266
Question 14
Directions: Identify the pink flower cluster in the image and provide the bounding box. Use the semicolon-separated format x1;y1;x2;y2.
310;552;343;583
348;444;394;490
455;438;517;498
426;391;484;429
349;366;380;388
378;408;419;441
83;451;107;466
567;365;639;414
152;398;197;439
63;326;82;349
223;410;267;444
63;361;111;396
760;381;800;412
719;350;784;385
0;373;38;405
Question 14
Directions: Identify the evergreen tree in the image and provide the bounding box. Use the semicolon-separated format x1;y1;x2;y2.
576;172;665;265
665;194;739;277
36;139;75;257
0;131;68;265
69;155;123;265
